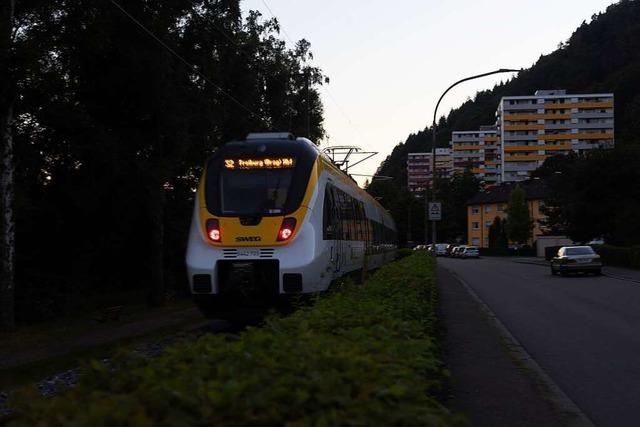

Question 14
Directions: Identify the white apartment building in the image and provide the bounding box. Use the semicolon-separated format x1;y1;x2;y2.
451;126;501;184
497;89;614;182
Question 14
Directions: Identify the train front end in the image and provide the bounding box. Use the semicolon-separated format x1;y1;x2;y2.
185;133;324;317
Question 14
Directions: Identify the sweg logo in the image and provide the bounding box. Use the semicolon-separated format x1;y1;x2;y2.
236;236;261;242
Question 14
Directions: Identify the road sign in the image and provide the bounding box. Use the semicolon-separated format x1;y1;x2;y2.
428;202;442;221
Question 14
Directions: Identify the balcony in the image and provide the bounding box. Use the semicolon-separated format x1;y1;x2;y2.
540;132;613;141
503;113;570;121
504;124;545;131
544;100;614;110
504;154;547;162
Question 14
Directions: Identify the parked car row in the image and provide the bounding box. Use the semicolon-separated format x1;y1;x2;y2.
420;243;480;259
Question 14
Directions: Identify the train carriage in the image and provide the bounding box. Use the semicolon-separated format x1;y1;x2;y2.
186;132;397;317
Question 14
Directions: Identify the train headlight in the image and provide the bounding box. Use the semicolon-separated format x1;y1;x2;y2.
206;218;221;242
277;217;296;242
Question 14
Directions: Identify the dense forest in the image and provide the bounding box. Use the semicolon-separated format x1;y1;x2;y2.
368;0;640;246
0;0;326;328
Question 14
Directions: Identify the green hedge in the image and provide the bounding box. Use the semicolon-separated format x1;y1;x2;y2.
592;244;640;270
396;247;414;259
9;253;464;426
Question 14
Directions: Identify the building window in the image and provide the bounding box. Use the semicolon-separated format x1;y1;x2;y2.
472;222;480;230
484;205;491;213
471;206;480;215
485;221;492;228
472;237;480;246
497;204;505;212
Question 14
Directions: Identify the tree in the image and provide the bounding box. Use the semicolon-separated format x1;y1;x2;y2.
488;217;499;248
0;0;15;330
534;148;640;246
506;185;532;246
498;218;509;248
434;169;480;243
2;0;327;323
488;216;508;249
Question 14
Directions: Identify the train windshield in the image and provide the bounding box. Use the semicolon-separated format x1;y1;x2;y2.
220;168;293;215
204;140;317;217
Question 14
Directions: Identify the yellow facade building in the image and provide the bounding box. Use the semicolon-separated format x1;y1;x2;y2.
466;180;549;248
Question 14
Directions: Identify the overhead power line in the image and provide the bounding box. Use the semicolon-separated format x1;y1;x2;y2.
108;0;268;125
257;1;374;155
260;0;296;46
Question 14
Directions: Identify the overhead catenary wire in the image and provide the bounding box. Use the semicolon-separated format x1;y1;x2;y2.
321;84;375;151
260;0;296;46
258;0;375;157
108;0;268;126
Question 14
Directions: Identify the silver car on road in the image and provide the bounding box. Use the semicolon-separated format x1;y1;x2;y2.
550;246;602;276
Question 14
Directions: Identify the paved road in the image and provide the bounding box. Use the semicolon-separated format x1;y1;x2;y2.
439;257;640;427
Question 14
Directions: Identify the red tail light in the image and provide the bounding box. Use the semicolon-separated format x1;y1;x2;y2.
277;217;296;242
206;219;221;242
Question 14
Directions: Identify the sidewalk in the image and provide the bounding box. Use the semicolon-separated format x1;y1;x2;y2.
438;267;565;427
512;257;640;283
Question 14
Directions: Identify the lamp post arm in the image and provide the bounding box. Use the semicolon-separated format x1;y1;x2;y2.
428;68;520;245
432;68;521;127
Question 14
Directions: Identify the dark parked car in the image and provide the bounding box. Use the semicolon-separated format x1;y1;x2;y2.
445;244;456;257
550;246;602;276
451;246;465;258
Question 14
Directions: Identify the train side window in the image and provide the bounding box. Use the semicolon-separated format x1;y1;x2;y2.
359;203;366;241
334;188;347;240
339;190;353;240
323;186;335;240
346;194;354;241
352;199;360;241
354;201;361;241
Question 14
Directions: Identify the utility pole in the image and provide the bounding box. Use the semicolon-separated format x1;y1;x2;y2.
407;199;411;244
430;68;520;245
304;69;311;138
0;0;15;331
423;188;429;244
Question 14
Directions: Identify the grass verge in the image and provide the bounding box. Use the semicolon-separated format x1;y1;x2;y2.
9;252;464;426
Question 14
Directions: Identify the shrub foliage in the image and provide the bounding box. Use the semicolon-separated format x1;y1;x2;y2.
592;244;640;270
10;253;463;426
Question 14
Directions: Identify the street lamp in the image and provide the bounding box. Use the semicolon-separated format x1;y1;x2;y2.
429;68;520;245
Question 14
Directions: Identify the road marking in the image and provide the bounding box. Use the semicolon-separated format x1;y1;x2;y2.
442;266;595;427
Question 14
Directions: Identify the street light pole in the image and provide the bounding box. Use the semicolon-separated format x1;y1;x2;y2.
429;68;520;245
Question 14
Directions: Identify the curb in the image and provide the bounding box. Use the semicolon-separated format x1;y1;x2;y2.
443;267;595;427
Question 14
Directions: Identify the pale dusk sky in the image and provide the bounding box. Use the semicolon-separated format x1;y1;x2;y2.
242;0;616;184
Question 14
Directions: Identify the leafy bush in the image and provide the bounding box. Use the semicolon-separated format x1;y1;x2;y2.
396;247;414;259
592;244;640;270
9;253;464;426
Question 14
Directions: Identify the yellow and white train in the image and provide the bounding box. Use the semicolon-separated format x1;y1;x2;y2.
186;133;397;317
